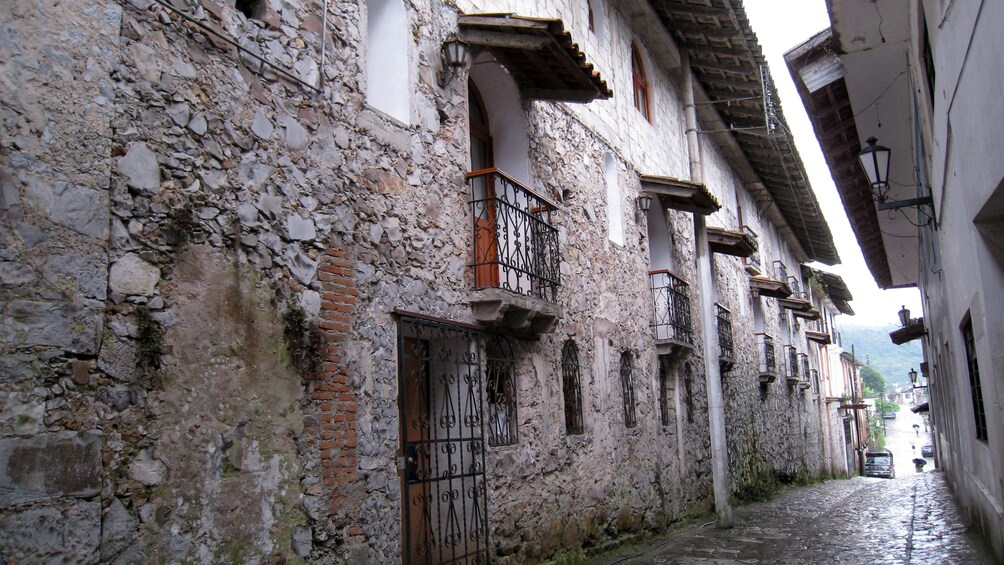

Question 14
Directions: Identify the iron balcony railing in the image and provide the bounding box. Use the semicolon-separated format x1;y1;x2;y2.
650;270;693;345
811;369;820;393
716;304;734;362
788;276;802;298
785;345;799;380
757;333;777;376
799;353;810;382
467;168;560;302
741;225;761;270
773;260;788;283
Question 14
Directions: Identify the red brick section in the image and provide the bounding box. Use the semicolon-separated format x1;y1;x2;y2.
313;244;363;534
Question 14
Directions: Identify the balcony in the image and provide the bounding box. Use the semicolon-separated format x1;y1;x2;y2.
785;345;800;386
716;304;735;371
779;274;817;318
774;261;788;282
650;270;694;358
467;168;562;334
806;318;832;345
749;260;792;299
810;368;820;394
756;333;777;383
707;226;757;258
740;225;763;275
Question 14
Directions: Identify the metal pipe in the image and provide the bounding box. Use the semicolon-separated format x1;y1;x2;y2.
683;49;733;528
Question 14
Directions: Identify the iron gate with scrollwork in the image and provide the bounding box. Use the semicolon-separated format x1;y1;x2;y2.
397;316;490;565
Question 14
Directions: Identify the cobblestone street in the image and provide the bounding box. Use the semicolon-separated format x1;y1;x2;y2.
588;471;997;564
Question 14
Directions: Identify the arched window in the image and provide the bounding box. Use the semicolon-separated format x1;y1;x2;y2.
620;351;637;428
561;340;584;435
366;0;409;123
486;336;517;446
631;43;651;122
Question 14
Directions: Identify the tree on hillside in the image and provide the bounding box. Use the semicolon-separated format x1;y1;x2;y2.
861;364;886;396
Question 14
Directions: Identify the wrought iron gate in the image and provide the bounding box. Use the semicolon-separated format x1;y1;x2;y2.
398;316;489;565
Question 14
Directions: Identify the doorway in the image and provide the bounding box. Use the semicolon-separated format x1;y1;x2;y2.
398;317;489;564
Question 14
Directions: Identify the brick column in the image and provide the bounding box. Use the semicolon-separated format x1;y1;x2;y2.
315;245;362;532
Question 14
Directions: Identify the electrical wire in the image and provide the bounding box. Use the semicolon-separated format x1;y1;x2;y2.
852;71;906;119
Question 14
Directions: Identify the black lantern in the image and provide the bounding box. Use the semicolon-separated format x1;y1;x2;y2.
637;193;653;213
858;136;891;192
438;37;471;87
898;305;911;327
442;37;470;69
908;367;918;386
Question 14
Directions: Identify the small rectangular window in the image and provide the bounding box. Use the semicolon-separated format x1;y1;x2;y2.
486;337;518;446
962;317;988;442
620;352;637;428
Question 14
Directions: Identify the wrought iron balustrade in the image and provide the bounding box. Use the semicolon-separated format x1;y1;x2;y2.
785;345;799;380
757;333;777;377
788;276;802;297
799;353;810;382
811;369;820;394
467;168;560;303
773;260;788;282
650;270;693;345
716;304;734;362
741;225;762;270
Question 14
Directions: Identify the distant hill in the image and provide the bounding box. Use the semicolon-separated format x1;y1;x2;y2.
836;324;924;387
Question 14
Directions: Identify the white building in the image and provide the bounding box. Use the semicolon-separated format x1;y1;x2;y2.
787;1;1004;558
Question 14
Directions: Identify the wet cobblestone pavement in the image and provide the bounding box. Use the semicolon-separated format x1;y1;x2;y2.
589;471;997;565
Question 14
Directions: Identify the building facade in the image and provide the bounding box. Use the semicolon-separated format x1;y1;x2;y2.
2;0;850;562
788;0;1004;559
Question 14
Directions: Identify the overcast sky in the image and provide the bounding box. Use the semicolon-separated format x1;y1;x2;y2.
742;0;922;327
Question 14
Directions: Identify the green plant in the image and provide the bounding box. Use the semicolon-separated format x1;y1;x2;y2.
135;305;163;385
283;301;323;375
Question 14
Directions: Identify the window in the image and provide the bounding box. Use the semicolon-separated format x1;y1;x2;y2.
620;351;637;428
631;43;651;122
587;0;606;43
561;340;584;435
962;317;988;442
486;336;517;446
366;0;409;123
658;359;671;427
604;152;623;245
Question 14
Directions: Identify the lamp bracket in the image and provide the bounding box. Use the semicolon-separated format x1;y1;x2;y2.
877;196;933;211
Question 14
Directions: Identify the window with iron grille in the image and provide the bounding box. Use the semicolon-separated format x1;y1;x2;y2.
486;336;518;446
561;340;584;436
658;359;671;427
620;351;637;428
962;317;988;442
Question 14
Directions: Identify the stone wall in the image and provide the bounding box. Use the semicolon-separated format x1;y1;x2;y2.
1;0;833;562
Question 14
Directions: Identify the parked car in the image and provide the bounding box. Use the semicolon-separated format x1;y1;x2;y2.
865;451;896;479
882;411;897;419
921;444;934;457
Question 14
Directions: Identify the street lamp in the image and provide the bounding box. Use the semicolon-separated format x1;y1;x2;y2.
437;36;471;87
909;367;927;389
858;136;891;196
898;305;911;327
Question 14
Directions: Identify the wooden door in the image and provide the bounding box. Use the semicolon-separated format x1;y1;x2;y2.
469;80;499;288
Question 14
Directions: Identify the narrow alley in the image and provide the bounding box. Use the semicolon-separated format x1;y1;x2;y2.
588;472;994;564
585;405;996;564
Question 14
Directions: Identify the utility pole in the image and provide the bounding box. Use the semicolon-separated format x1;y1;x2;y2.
683;51;733;528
